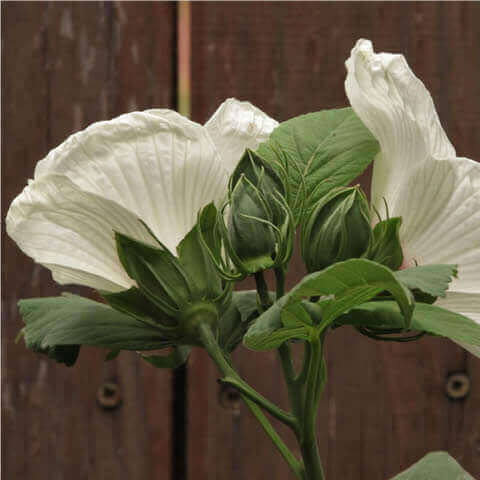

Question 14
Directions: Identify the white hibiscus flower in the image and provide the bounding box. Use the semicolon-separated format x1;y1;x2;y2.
6;99;277;293
345;39;480;356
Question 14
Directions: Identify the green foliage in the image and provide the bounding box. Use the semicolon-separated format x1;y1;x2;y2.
244;259;414;350
390;452;474;480
367;217;404;270
257;108;379;221
18;294;173;366
339;300;480;347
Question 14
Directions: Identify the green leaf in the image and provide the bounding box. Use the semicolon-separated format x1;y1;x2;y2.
244;259;414;350
18;294;173;366
367;217;404;270
341;301;480;346
257;107;379;221
395;264;458;298
140;346;191;369
390;452;474;480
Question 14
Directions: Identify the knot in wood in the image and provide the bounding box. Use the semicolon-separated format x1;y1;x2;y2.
97;382;122;410
445;372;470;400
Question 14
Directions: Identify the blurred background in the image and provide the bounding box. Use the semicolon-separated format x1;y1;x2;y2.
3;2;480;479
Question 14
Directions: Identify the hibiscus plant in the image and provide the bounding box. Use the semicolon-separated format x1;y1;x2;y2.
7;40;478;479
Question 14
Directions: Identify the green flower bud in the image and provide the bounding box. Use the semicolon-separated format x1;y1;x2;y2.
228;176;278;272
223;149;294;275
301;186;371;272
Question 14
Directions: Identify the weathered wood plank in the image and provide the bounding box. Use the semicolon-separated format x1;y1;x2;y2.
188;3;480;479
2;3;175;479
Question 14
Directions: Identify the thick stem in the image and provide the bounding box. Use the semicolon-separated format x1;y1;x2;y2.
254;270;271;307
197;322;304;479
301;331;325;480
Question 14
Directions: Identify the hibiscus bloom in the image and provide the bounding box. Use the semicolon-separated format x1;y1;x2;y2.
6;99;277;293
345;39;480;356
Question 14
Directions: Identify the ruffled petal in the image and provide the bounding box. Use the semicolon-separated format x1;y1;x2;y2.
6;174;158;292
34;110;229;253
345;39;455;211
204;98;278;175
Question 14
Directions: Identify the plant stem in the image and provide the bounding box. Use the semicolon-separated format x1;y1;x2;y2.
301;330;325;480
219;376;298;431
254;270;271;307
197;322;304;479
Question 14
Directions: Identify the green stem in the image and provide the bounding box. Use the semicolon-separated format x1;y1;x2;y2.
219;376;298;431
254;270;271;307
197;322;304;479
301;330;325;480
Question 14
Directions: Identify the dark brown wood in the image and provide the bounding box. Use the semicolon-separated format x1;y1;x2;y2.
188;3;480;479
2;3;175;479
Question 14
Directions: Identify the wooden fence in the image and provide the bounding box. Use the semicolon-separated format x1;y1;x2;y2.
3;2;480;479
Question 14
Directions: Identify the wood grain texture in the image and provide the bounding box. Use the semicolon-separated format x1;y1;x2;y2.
2;3;175;479
188;3;480;479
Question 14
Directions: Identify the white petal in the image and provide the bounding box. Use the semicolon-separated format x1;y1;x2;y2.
345;39;455;210
6;174;158;292
204;98;278;175
34;110;229;253
389;158;480;296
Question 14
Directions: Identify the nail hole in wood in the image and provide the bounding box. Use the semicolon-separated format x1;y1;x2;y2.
445;372;470;400
97;381;122;410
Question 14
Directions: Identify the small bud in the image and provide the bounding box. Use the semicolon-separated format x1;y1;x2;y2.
301;186;371;272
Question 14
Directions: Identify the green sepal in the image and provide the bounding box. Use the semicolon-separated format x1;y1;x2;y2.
367;217;404;270
102;287;178;330
177;204;226;303
115;232;193;316
140;346;191;369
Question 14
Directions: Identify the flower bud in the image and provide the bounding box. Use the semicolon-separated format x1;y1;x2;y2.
301;186;371;272
223;149;293;275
